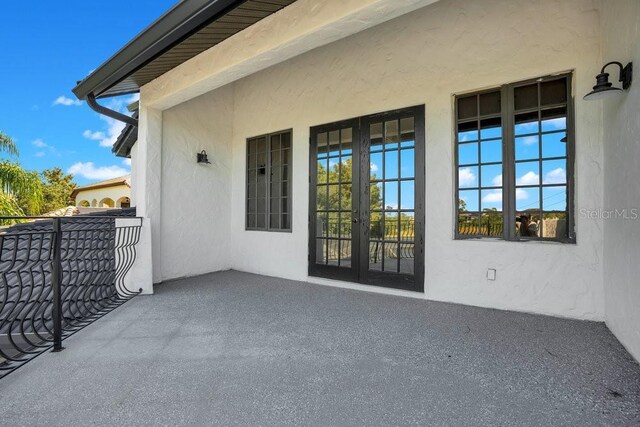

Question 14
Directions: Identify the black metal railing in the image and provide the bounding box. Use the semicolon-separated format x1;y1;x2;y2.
0;215;143;378
458;221;504;237
318;219;416;262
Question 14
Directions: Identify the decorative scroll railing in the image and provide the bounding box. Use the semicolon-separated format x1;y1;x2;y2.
0;215;143;379
458;221;504;237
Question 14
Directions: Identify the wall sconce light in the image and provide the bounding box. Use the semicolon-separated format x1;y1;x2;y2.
583;61;633;100
196;150;211;164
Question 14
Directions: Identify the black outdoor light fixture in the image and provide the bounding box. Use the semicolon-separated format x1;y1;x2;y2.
196;150;211;164
583;61;633;100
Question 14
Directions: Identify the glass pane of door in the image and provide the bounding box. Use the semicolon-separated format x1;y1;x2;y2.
314;126;354;269
368;117;416;275
309;106;423;292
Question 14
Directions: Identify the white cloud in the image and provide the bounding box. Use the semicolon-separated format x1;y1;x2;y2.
32;139;60;156
480;178;529;203
122;158;132;166
459;131;476;142
543;167;566;184
515;188;529;200
68;162;129;181
544;118;566;130
482;190;502;203
492;174;502;186
520;136;538;146
82;94;139;148
83;130;106;141
516;171;539;186
53;96;82;106
83;117;125;148
516;122;538;134
32;139;48;148
458;167;477;187
370;162;378;173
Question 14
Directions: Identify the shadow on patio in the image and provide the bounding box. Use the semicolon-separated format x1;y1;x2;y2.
1;270;639;425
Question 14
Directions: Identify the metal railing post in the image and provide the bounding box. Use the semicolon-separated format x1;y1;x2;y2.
52;218;64;352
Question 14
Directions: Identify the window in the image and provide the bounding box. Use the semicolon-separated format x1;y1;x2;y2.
455;74;575;242
246;130;292;231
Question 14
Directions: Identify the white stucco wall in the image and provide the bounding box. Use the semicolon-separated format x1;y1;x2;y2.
135;105;163;282
228;0;605;320
130;144;138;206
158;85;234;280
138;0;611;320
601;0;640;360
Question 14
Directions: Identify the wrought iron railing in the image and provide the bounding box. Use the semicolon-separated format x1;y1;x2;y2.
318;219;416;262
0;215;143;378
458;221;504;237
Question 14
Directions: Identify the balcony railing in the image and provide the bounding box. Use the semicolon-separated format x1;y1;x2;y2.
0;215;143;378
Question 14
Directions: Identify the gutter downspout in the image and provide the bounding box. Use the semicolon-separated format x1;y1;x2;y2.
86;93;139;127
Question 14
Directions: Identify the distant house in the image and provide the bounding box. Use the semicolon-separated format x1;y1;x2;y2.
72;175;131;208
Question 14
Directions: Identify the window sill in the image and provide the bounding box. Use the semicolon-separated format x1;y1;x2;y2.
245;228;293;233
454;236;576;245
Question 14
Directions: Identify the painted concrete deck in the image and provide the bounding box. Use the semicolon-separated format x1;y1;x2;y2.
0;270;639;425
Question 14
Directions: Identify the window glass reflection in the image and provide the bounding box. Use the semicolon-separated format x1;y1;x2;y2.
459;189;479;212
400;149;415;178
481;140;501;163
459;166;479;189
459;143;478;165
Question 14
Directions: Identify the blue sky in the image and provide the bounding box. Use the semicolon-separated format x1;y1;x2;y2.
457;117;568;212
0;1;176;185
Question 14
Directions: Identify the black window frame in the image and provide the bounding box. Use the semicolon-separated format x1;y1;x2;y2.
245;129;293;232
454;73;576;243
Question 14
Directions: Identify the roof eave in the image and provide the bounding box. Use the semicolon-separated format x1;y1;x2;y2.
72;0;246;100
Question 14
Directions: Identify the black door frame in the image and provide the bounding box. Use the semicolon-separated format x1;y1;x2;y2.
309;105;425;293
308;118;361;283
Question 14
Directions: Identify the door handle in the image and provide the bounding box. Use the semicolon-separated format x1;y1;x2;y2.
353;218;359;223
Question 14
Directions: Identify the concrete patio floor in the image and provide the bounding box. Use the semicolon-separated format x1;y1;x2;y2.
0;270;639;425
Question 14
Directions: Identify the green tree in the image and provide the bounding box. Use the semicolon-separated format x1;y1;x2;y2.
40;168;77;213
318;158;383;237
0;131;19;157
0;131;44;218
481;207;503;237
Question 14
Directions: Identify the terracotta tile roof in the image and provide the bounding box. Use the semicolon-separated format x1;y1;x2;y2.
42;206;80;217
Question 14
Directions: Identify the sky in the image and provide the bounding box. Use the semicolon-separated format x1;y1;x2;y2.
457;116;568;212
0;0;176;185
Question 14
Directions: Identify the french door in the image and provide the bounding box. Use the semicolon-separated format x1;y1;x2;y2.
309;105;425;292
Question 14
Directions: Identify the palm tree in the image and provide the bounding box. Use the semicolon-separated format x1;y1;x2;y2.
0;131;43;218
0;131;19;157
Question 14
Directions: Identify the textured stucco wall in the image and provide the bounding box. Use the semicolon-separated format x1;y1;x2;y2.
130;143;138;206
142;0;439;110
135;105;163;282
75;185;130;207
227;0;605;320
601;0;640;360
144;0;608;320
159;86;234;280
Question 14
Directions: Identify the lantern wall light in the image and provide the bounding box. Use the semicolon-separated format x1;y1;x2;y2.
584;61;633;100
196;150;211;164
